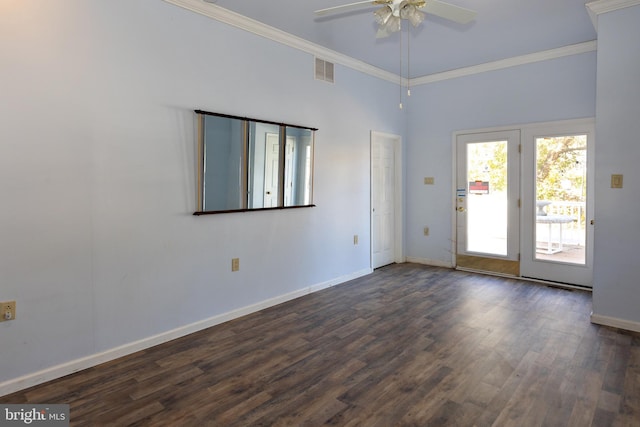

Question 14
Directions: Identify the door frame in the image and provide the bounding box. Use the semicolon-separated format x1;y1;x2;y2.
370;131;404;268
451;118;595;287
454;130;521;276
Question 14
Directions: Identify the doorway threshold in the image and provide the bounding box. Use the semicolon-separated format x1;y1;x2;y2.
456;267;592;292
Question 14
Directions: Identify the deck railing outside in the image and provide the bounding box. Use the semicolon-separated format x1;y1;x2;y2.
542;201;586;246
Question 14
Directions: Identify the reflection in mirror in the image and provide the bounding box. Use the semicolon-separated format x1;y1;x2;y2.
196;110;316;215
248;123;281;209
284;127;314;207
202;115;245;212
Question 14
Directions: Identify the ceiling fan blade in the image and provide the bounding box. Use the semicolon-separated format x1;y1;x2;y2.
314;1;380;17
422;0;476;24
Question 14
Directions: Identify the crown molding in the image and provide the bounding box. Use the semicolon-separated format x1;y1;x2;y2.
163;0;596;88
586;0;640;30
162;0;401;85
410;40;597;87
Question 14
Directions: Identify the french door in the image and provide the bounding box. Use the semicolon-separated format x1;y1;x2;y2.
456;130;521;275
455;120;594;288
520;121;594;287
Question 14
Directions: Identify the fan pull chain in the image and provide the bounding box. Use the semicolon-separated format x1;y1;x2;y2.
399;22;403;110
407;26;411;97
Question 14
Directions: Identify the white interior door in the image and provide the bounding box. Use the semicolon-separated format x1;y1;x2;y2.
455;130;521;275
371;132;400;269
520;120;594;287
264;133;280;208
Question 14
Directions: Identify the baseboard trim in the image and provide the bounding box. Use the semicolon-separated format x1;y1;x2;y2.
0;268;372;397
405;257;452;269
590;313;640;333
309;268;372;293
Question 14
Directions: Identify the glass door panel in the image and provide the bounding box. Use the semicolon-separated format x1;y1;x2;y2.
466;141;508;256
535;135;587;264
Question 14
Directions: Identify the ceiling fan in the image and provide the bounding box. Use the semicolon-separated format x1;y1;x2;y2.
316;1;476;109
315;0;477;38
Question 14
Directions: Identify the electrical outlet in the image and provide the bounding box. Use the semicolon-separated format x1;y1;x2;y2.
424;227;429;236
231;258;240;272
1;301;16;322
354;235;359;245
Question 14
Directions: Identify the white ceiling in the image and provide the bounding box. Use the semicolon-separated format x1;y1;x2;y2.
206;0;597;78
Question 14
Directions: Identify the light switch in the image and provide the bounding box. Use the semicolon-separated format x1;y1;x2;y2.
611;174;623;189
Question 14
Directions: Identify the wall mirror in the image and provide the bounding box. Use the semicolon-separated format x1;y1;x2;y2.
195;110;316;215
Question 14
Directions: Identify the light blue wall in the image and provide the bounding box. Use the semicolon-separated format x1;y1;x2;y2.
6;0;630;393
0;0;404;387
405;53;597;264
592;5;640;324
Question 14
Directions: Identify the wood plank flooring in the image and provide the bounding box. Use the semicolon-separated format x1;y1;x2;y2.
2;264;640;426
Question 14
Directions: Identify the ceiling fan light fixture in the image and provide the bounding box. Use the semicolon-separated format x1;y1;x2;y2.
406;8;425;27
399;1;426;27
374;5;393;25
376;14;401;38
388;15;402;32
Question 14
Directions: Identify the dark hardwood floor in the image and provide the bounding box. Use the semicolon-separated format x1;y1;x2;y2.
2;264;639;426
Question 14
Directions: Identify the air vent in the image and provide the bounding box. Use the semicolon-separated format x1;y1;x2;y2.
315;58;334;83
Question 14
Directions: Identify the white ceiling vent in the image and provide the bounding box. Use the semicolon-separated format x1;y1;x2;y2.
315;58;334;83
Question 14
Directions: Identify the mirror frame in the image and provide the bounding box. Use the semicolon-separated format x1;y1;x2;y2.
194;110;317;215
